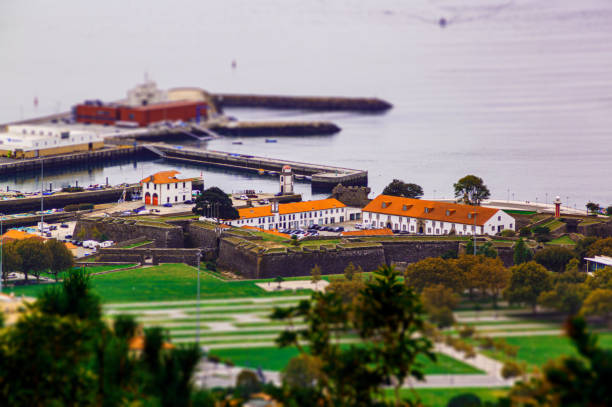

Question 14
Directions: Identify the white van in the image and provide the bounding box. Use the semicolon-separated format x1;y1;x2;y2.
100;241;114;248
82;240;99;249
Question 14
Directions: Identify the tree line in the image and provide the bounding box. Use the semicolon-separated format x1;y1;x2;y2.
1;238;74;283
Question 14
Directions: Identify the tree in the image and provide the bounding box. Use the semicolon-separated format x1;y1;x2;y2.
606;206;612;216
532;225;551;242
274;275;284;289
466;240;497;258
281;354;323;389
343;262;362;281
45;238;74;282
355;265;436;406
574;236;598;262
1;241;22;284
513;238;532;265
453;175;490;205
473;257;511;307
454;254;482;302
534;246;576;272
581;289;612;324
405;257;463;293
310;265;321;290
585;237;612;258
192;186;239;220
382;179;423;199
586;267;612;291
15;238;52;281
421;284;458;328
538;282;587;315
586;202;601;215
272;265;435;407
505;261;553;313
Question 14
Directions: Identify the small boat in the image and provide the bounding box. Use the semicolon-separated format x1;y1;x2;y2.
265;139;277;143
294;174;304;180
267;171;278;176
232;141;243;145
258;169;265;175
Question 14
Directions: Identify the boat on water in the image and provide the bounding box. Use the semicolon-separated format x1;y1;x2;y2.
258;169;265;175
294;174;304;180
265;139;277;143
267;171;278;176
232;141;243;145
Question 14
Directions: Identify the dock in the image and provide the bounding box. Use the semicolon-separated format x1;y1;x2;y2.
152;144;367;191
212;93;392;112
210;121;340;136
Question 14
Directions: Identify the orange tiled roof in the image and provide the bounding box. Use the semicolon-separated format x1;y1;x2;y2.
362;195;499;227
141;170;193;184
64;242;77;249
1;229;45;241
238;198;346;220
341;228;393;236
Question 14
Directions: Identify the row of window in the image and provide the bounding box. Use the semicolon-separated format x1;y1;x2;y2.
145;182;187;190
233;209;345;226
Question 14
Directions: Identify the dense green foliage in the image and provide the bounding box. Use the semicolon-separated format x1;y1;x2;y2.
192;186;239;220
382;179;424;199
453;175;490;205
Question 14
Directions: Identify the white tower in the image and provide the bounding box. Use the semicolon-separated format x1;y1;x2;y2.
280;165;294;195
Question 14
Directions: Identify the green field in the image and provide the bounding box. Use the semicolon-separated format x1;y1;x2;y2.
546;235;575;245
384;387;509;407
122;240;153;248
210;346;483;374
483;333;612;368
7;264;311;303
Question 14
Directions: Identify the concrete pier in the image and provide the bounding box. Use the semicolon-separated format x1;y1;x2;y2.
212;94;392;112
153;144;367;191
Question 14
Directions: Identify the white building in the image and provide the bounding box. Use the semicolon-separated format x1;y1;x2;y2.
362;195;515;235
227;198;347;230
127;79;168;107
280;165;294;195
0;125;104;158
141;170;193;206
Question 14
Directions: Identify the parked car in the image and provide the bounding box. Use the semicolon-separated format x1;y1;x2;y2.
49;225;58;231
335;226;345;232
239;195;248;200
65;234;72;239
60;223;69;228
100;240;114;248
183;200;193;204
162;203;173;208
354;223;362;229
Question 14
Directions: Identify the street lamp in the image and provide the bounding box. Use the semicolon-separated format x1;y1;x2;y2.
196;249;201;346
473;212;477;255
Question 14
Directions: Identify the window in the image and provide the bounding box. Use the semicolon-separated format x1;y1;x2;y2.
167;197;170;203
175;196;178;202
167;184;170;190
183;195;185;201
183;182;185;188
509;223;513;229
175;183;178;189
427;228;431;233
498;216;501;221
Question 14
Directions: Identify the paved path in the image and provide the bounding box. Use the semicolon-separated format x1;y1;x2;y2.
104;295;309;309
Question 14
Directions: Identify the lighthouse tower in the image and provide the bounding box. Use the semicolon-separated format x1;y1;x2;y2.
554;196;562;218
280;165;294;195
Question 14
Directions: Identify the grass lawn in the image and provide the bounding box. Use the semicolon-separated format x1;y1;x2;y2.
483;333;612;368
210;346;483;374
383;387;508;407
537;219;564;232
122;240;153;248
8;264;312;303
546;236;575;245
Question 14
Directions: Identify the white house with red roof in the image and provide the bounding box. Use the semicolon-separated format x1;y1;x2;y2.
227;198;347;230
362;195;515;235
141;170;193;206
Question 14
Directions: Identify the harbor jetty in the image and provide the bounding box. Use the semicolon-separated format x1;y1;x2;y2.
212;93;393;112
210;121;340;136
149;144;368;191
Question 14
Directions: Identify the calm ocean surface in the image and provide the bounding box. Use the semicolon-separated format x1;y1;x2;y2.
1;0;611;207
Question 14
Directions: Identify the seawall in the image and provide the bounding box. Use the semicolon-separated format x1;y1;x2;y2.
212;94;392;112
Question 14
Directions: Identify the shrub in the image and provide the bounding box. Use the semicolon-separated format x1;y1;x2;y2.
501;229;516;237
447;393;482;407
478;336;495;350
458;325;476;339
519;227;531;237
79;203;94;210
501;360;525;379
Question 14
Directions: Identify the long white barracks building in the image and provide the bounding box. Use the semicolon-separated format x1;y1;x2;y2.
362;195;515;235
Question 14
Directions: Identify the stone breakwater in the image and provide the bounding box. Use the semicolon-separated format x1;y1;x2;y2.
212;93;393;112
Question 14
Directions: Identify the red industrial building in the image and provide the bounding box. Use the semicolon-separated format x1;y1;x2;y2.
73;100;208;127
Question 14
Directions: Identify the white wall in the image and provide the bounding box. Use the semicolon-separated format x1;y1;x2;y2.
142;180;192;205
229;206;348;230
